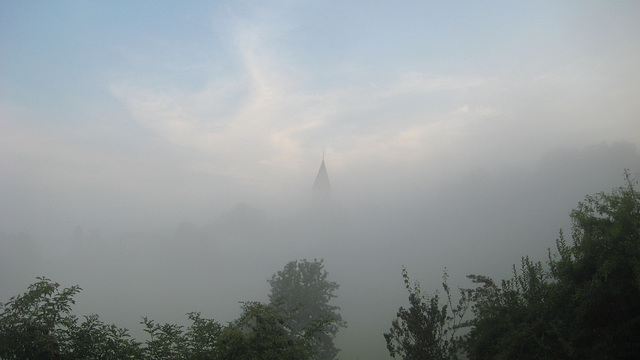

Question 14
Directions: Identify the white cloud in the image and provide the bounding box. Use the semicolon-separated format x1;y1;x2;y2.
104;5;640;207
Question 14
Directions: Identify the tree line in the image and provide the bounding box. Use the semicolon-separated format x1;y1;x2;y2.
2;171;639;359
0;259;344;360
385;171;640;359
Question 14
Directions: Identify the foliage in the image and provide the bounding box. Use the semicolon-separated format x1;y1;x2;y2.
0;277;139;360
141;317;185;359
66;314;141;360
0;277;79;359
4;172;639;359
0;276;322;360
268;259;346;360
384;268;469;360
217;301;319;360
182;312;223;360
547;171;640;359
462;171;640;360
140;312;222;360
0;277;225;360
387;171;640;360
463;258;559;359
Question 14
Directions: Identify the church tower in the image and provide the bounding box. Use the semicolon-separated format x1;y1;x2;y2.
312;155;332;203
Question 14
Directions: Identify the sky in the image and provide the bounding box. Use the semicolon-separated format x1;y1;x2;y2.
1;1;640;359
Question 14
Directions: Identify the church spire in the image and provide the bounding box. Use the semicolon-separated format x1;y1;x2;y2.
313;155;332;202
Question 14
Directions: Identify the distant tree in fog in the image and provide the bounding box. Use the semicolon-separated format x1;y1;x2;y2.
217;301;324;360
268;259;346;360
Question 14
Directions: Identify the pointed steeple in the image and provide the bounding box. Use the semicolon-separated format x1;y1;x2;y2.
313;155;332;202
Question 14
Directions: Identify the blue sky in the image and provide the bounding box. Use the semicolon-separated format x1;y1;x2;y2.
1;0;639;229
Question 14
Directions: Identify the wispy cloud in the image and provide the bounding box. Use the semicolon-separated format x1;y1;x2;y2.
110;14;502;193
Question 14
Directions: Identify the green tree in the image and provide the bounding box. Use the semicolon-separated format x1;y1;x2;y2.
140;312;222;360
462;171;640;360
0;277;78;359
384;268;469;360
66;314;141;360
217;301;320;360
141;317;186;359
268;259;346;360
183;312;223;360
3;276;329;360
462;258;559;360
548;171;640;359
0;277;140;360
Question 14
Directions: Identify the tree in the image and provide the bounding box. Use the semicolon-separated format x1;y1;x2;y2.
182;312;223;360
547;171;640;359
268;259;346;360
384;268;469;360
0;277;78;359
0;278;223;360
462;171;640;360
217;301;320;360
0;277;139;360
66;314;141;360
462;258;559;360
1;277;318;360
140;312;222;360
3;274;334;360
141;317;186;359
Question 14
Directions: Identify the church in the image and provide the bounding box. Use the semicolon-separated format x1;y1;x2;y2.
312;156;332;204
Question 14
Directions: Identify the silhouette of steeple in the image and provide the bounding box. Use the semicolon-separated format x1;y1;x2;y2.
313;154;332;202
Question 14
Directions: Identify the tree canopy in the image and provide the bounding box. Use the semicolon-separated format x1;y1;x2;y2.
0;261;341;360
387;171;640;360
384;268;469;360
268;259;346;360
0;277;140;360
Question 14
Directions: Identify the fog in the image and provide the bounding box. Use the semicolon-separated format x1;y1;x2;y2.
2;143;639;359
2;2;640;359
